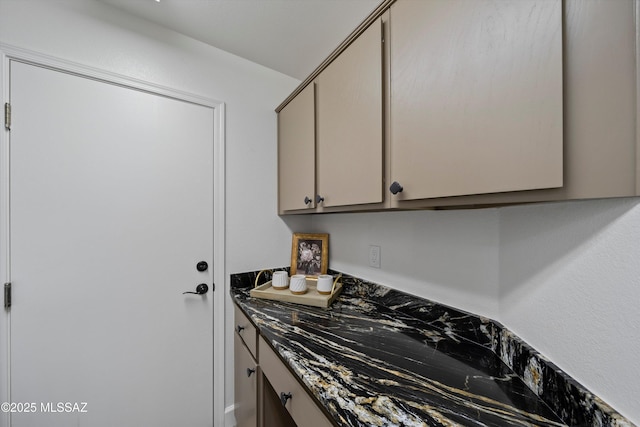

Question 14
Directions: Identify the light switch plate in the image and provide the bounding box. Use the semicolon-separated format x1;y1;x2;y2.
369;245;381;268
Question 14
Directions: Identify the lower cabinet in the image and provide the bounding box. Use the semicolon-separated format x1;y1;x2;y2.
262;377;297;427
234;308;334;427
258;336;334;427
234;335;259;427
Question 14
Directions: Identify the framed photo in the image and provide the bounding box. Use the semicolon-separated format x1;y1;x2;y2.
290;233;329;277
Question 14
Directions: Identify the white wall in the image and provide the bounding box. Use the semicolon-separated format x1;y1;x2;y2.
499;198;640;423
0;0;307;422
310;209;501;319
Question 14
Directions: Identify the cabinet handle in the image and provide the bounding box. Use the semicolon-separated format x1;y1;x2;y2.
389;181;404;195
280;392;292;406
316;195;324;204
304;196;312;205
246;368;256;378
236;325;245;334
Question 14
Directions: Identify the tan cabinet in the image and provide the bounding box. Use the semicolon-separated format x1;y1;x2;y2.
235;304;258;358
276;0;639;213
388;0;563;202
277;17;385;214
388;0;639;208
259;336;333;427
234;307;334;427
262;379;297;427
278;84;315;213
315;17;384;208
234;306;260;427
234;335;259;427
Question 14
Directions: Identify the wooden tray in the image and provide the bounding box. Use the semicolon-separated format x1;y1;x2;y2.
250;273;342;309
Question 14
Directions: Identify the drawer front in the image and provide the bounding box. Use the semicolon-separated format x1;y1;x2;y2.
259;336;333;427
234;335;258;427
234;305;258;359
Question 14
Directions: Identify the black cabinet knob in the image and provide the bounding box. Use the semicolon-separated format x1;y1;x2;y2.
280;392;292;406
246;368;256;378
389;181;404;195
236;325;245;334
304;196;312;205
316;195;324;204
196;261;208;272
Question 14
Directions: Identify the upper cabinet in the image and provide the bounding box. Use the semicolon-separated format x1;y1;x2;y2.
315;17;384;208
389;0;563;201
276;0;640;214
278;16;385;214
278;83;315;213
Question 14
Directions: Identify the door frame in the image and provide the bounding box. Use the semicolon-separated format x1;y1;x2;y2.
0;43;226;427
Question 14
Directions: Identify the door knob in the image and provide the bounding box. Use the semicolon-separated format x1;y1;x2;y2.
183;283;209;295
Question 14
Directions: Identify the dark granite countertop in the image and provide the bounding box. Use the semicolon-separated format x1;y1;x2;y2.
231;270;568;427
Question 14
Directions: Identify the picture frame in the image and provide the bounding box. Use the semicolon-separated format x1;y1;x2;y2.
290;233;329;277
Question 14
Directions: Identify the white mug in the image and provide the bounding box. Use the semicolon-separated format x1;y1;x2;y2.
272;271;289;289
316;274;334;295
289;274;307;295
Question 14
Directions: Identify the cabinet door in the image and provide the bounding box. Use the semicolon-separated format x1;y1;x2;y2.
262;376;297;427
278;83;315;212
235;304;258;359
234;335;258;427
316;18;383;208
259;337;333;427
390;0;563;201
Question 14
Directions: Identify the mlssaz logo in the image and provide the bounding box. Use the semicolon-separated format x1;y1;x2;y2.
40;402;88;413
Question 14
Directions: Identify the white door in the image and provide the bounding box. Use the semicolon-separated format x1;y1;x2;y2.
7;60;214;426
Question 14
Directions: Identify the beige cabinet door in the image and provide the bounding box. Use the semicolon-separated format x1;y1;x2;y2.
259;337;333;427
278;83;315;212
389;0;563;201
234;335;258;427
316;17;383;208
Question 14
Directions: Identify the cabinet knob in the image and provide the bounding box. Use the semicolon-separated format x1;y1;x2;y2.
304;196;312;205
246;368;256;378
389;181;404;195
236;325;245;334
316;195;324;204
280;392;292;406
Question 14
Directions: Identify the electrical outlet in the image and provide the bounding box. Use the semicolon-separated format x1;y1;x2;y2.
369;245;381;268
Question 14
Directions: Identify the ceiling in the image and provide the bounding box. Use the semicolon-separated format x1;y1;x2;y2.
97;0;381;80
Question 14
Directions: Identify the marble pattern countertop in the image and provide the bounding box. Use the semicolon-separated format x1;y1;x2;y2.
231;270;634;427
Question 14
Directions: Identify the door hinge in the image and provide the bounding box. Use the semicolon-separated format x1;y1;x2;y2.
4;283;10;309
4;103;11;131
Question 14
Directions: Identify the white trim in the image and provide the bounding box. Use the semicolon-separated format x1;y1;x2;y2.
0;43;226;427
0;49;10;427
636;0;640;195
213;88;227;427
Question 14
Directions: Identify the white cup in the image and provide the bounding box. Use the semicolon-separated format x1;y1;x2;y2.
316;274;334;295
289;274;307;295
272;271;289;290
